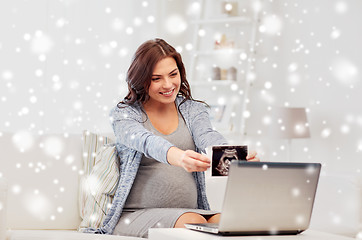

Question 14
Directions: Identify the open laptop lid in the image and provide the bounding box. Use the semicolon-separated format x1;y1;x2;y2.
218;161;321;235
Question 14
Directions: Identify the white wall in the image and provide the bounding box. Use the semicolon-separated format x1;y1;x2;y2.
0;0;160;134
246;0;362;176
279;0;362;175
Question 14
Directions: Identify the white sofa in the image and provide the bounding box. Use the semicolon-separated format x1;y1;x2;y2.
0;132;361;239
1;132;142;240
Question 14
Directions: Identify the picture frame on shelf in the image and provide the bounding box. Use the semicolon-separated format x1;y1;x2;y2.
221;1;239;17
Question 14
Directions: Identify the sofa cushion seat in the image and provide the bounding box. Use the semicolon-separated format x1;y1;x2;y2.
7;230;143;240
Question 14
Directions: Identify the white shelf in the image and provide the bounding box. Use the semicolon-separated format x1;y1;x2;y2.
194;48;246;57
192;16;251;25
190;80;236;87
189;0;261;135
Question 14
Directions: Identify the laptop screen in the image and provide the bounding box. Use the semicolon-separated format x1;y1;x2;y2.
218;161;321;234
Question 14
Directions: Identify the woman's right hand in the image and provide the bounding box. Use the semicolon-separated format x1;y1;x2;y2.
167;147;211;172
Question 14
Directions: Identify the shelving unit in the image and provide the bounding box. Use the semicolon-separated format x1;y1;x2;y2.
189;0;261;136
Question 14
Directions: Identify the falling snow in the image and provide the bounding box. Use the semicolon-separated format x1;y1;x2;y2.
0;0;361;234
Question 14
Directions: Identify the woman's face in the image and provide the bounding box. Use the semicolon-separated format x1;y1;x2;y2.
146;57;181;107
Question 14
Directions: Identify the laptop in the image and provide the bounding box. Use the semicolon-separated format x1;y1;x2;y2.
185;161;321;236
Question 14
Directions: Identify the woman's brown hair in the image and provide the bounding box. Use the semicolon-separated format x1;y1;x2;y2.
118;38;200;107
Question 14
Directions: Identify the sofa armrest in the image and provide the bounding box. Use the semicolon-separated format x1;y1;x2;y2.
310;174;362;238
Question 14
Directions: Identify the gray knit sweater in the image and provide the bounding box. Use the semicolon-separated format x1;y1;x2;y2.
84;96;228;234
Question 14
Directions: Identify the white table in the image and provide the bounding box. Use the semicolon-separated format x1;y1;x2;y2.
148;228;354;240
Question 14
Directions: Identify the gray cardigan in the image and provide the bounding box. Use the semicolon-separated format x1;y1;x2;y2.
84;96;227;234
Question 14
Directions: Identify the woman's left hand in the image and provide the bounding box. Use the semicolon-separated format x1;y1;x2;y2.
246;150;260;162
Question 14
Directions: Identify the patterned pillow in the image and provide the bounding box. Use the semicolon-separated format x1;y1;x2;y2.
78;130;119;230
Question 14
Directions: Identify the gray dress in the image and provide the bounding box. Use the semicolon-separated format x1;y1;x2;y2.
112;111;218;238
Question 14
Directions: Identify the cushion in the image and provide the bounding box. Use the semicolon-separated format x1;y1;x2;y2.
78;131;119;230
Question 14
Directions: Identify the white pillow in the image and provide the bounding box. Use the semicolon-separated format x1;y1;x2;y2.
78;131;119;230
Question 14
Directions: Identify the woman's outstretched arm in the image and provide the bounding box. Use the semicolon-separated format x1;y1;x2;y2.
167;147;211;172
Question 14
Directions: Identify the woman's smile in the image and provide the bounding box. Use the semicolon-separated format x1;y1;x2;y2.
160;88;175;97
